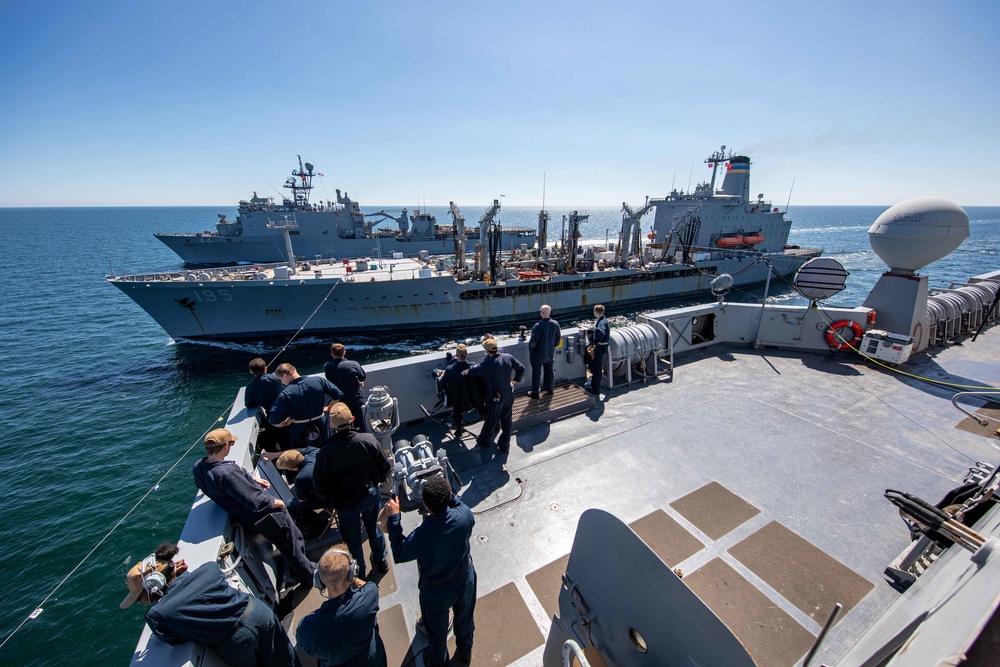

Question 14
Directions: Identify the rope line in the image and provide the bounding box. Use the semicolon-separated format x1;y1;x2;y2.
265;279;340;368
1;276;341;652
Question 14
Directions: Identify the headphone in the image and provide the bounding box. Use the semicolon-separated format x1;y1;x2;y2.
141;557;169;602
314;549;358;597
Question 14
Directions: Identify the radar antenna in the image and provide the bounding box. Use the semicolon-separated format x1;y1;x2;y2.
283;155;315;210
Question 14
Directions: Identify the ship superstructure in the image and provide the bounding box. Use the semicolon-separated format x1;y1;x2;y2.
153;156;534;266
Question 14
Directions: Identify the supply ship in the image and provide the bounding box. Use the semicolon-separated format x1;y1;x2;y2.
111;148;823;340
153;156;535;266
125;197;1000;666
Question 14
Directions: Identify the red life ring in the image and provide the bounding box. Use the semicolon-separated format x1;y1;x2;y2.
825;320;863;351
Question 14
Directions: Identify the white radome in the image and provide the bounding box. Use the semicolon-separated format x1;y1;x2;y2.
868;197;969;273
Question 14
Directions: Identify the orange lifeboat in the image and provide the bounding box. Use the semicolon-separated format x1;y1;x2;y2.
716;235;744;248
518;270;545;280
742;233;765;245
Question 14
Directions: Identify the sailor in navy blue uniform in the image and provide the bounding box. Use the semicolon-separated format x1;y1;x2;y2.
465;338;524;452
313;403;392;580
120;542;298;667
527;304;561;398
192;429;315;588
245;358;289;451
387;476;476;667
437;344;474;438
324;343;368;432
269;363;344;448
587;304;610;395
296;545;387;667
261;446;328;537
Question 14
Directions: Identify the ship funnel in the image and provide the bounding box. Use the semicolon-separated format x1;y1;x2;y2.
720;156;751;201
868;197;969;275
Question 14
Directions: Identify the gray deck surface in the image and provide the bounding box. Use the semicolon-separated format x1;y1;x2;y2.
292;334;1000;666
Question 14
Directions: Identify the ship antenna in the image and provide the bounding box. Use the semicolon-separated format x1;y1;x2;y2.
785;176;796;213
687;160;694;192
265;180;285;200
542;172;546;211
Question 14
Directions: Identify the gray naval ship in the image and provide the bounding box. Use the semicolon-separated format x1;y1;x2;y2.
153;156;535;266
127;197;1000;666
111;147;823;340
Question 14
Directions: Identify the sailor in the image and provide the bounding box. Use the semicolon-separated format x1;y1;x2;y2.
295;545;387;667
387;476;476;667
313;403;392;579
465;338;525;452
120;541;298;667
436;344;479;439
269;363;344;448
260;447;329;538
192;429;316;589
587;304;610;396
244;358;289;451
480;333;501;352
527;304;561;399
324;343;368;432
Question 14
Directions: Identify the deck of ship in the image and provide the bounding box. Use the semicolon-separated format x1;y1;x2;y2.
285;331;1000;666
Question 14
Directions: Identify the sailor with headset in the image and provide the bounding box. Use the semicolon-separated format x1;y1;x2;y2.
295;545;387;667
119;541;297;666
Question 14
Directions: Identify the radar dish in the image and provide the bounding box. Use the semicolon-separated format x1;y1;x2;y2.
868;198;969;274
794;257;848;301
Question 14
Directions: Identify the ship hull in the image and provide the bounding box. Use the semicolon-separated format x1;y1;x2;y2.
155;228;534;266
110;251;820;340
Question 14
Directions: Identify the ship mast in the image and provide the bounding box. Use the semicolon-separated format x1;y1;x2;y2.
705;145;733;194
284;155;315;210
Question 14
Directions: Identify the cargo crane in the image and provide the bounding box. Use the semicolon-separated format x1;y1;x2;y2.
448;201;467;269
618;199;653;266
477;199;502;280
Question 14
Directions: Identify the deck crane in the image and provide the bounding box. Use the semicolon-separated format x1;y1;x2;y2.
364;209;409;236
476;199;502;280
448;201;467;268
618;199;654;266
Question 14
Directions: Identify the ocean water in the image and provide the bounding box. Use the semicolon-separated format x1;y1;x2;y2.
0;203;998;665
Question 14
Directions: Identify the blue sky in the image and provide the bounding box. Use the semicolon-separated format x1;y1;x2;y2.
1;0;997;207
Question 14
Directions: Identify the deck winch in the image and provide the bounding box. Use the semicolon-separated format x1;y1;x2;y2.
391;434;462;512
